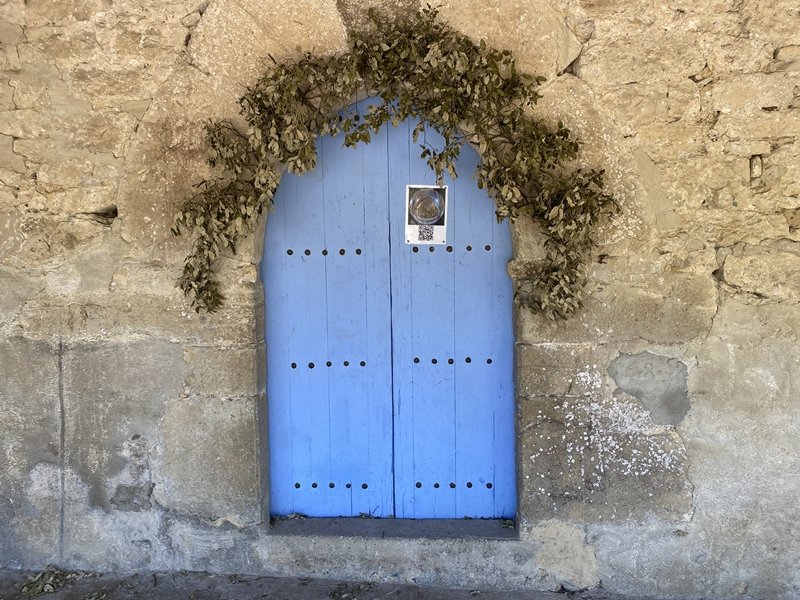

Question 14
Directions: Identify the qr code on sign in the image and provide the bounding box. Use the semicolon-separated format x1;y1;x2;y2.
417;225;434;241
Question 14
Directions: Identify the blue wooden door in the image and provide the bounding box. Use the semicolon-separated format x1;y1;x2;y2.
262;101;515;519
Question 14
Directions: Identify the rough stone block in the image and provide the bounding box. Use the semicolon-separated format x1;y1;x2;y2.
721;240;800;302
634;122;708;163
761;145;800;207
62;341;185;510
0;21;23;45
190;0;348;85
690;335;798;421
509;218;548;263
525;521;599;592
61;499;166;571
114;69;239;252
714;109;800;142
336;0;421;32
153;395;261;526
602;81;701;132
184;345;258;397
107;262;181;298
519;394;692;525
579;26;704;87
710;72;799;112
0;267;45;315
633;148;683;231
517;273;718;345
0;109;48;139
0;133;25;172
0;83;14;111
11;463;62;568
437;0;581;82
0;337;60;568
15;291;259;347
707;294;800;341
516;343;612;397
774;44;800;63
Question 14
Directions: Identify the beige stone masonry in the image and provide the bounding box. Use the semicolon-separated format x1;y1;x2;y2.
0;1;798;598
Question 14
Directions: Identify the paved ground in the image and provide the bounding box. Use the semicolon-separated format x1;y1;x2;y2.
0;569;650;600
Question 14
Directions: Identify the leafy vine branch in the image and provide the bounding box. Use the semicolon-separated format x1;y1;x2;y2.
172;6;616;319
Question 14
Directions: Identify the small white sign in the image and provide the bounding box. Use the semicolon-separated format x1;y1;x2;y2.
405;185;448;245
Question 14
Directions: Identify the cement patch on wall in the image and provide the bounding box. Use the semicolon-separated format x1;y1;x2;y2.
608;352;690;426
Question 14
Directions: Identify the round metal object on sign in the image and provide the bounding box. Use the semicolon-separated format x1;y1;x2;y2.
409;188;444;225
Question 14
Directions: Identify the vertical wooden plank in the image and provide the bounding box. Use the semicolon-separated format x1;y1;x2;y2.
452;141;497;517
390;122;458;518
388;117;413;517
357;113;395;517
318;134;354;518
281;149;331;516
491;210;516;518
319;111;394;517
411;126;457;519
263;174;295;515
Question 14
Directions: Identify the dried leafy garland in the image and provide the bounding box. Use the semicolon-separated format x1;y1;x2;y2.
173;7;615;319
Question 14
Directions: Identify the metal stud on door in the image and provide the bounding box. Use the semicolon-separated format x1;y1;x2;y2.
262;99;515;519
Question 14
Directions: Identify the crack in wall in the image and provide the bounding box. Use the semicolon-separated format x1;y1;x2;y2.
57;337;65;563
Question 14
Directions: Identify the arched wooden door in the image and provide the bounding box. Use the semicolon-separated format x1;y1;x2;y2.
261;101;515;519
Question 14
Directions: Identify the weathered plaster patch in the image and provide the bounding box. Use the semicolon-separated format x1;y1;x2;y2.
520;393;692;523
152;395;261;526
109;483;153;512
561;396;687;478
608;351;690;425
528;520;599;592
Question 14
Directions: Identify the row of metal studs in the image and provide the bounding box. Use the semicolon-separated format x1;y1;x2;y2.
294;482;369;489
291;361;367;368
284;245;494;255
291;358;494;368
412;244;492;252
417;481;493;489
293;482;494;490
287;248;362;256
413;357;493;364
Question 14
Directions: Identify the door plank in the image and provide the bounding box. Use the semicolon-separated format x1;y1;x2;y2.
390;121;516;519
452;144;500;517
264;104;394;517
319;129;394;517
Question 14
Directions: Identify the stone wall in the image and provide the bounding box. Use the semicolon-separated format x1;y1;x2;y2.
1;1;798;599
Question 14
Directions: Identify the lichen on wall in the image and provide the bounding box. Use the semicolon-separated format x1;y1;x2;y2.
0;0;798;598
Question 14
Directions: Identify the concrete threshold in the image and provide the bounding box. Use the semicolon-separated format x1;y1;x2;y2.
268;517;519;540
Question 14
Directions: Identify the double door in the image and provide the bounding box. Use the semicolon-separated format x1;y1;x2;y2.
262;104;515;519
